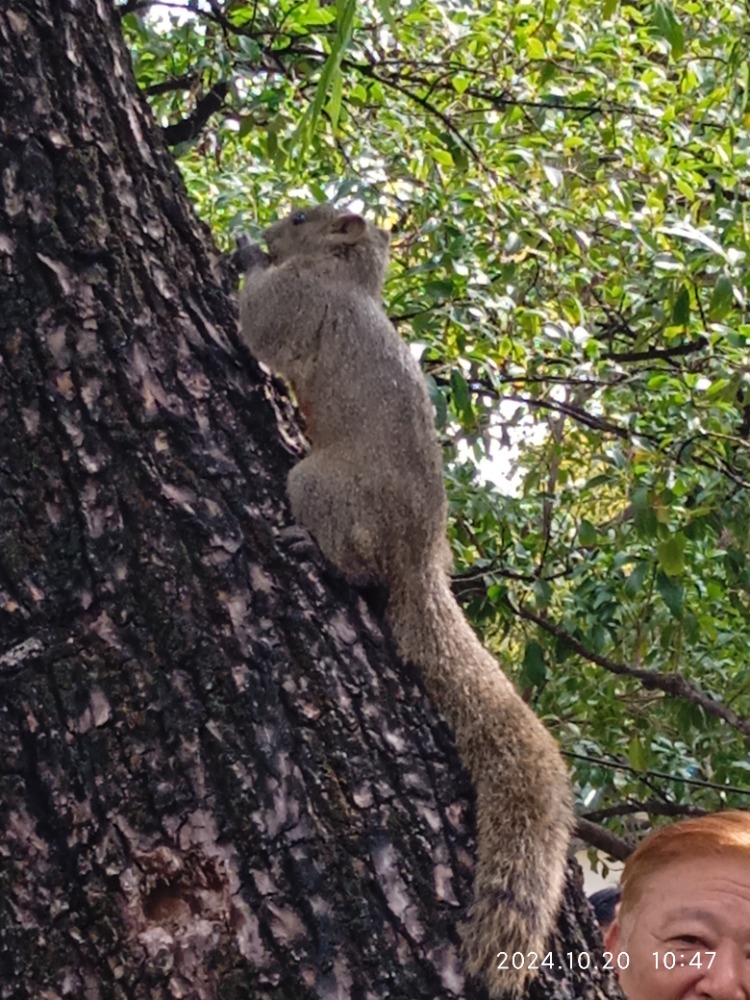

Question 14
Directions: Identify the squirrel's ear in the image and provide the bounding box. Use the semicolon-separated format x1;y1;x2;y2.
329;213;367;244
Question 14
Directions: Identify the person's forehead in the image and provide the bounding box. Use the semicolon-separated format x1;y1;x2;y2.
637;854;750;913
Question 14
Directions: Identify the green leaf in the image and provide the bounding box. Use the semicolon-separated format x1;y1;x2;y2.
652;2;685;58
237;36;262;62
526;36;546;60
299;2;336;25
628;736;650;771
521;641;547;686
672;285;690;326
709;273;734;320
534;578;553;608
327;71;344;131
705;376;732;399
578;519;598;546
290;0;356;157
657;571;684;617
675;700;706;732
740;61;750;117
660;221;726;258
450;369;471;420
624;560;649;597
430;148;454;167
657;533;686;576
632;488;657;537
426;374;448;430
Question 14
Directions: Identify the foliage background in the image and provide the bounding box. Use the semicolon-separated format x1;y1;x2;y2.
122;0;750;853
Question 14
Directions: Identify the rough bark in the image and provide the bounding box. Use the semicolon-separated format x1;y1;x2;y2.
0;2;619;999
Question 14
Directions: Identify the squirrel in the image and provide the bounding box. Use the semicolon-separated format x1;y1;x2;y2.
237;203;574;997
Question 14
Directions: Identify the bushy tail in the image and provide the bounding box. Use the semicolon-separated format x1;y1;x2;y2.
387;567;574;997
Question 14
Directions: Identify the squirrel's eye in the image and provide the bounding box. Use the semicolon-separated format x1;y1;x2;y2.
291;212;307;226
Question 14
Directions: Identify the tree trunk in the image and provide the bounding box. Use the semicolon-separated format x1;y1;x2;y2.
0;2;619;998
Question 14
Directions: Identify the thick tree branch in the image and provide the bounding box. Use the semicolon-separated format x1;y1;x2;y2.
586;802;711;822
602;337;708;362
518;605;750;738
163;80;229;145
144;73;200;97
500;391;633;439
567;752;749;795
434;368;750;491
117;0;153;15
342;59;485;167
576;817;633;861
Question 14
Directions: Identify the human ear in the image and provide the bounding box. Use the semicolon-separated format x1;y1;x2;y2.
604;919;625;974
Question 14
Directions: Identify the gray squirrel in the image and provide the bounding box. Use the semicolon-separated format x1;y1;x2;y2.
237;203;573;996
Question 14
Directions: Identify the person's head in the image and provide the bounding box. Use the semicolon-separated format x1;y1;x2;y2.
605;811;750;999
589;885;621;936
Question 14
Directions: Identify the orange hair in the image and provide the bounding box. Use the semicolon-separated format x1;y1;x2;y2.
619;811;750;924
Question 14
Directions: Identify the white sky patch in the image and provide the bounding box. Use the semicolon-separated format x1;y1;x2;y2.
406;342;548;496
145;0;198;27
457;401;547;495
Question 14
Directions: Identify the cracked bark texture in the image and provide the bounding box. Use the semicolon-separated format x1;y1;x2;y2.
0;2;619;999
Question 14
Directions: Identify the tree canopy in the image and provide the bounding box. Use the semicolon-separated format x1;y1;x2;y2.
122;0;750;851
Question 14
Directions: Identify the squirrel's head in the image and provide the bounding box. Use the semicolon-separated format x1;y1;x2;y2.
263;203;390;291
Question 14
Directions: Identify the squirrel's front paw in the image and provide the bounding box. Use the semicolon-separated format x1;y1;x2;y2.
229;236;272;277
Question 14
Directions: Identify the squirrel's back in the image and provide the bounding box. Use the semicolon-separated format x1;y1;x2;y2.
240;204;449;581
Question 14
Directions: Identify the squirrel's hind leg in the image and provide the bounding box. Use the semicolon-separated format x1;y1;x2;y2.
287;453;384;586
